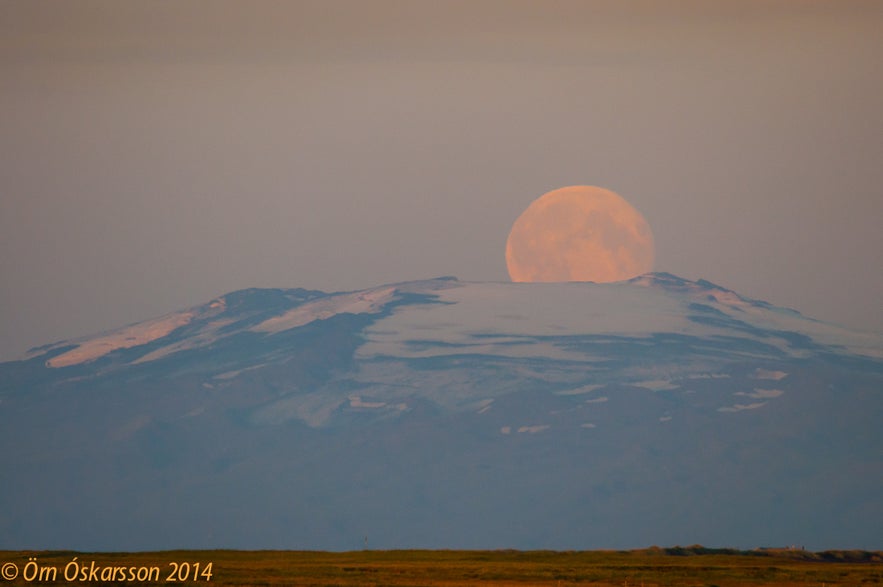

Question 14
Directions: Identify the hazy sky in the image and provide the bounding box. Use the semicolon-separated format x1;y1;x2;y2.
2;1;882;361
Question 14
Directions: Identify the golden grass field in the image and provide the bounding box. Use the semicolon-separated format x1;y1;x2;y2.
1;547;881;586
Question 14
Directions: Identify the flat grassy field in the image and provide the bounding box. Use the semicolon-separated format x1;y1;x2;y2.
1;547;880;586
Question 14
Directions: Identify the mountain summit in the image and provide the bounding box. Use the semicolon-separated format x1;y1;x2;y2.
2;274;881;550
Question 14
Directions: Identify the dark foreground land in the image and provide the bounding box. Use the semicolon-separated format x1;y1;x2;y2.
1;547;881;586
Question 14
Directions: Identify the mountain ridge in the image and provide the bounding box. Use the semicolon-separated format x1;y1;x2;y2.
16;273;880;370
2;273;881;551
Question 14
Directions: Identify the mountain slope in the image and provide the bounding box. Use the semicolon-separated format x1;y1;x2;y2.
1;274;880;550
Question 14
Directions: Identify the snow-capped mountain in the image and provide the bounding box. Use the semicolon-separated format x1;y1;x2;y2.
2;274;881;550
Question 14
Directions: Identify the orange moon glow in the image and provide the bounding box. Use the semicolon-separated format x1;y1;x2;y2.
506;185;655;283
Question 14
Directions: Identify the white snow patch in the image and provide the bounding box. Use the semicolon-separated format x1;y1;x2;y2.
684;373;731;380
557;384;604;396
212;363;269;380
518;425;550;434
580;423;597;429
584;396;609;404
705;289;752;309
348;395;386;409
353;277;883;365
634;379;679;391
348;359;526;412
214;370;243;380
46;311;193;367
500;426;511;435
736;388;784;399
718;402;767;413
630;275;751;309
475;399;494;414
252;286;397;333
634;275;883;359
134;317;236;364
183;406;205;418
753;368;788;381
659;416;672;422
109;414;152;442
746;310;883;359
251;393;343;428
357;281;690;361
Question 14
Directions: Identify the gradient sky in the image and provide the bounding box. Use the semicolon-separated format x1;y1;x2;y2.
2;1;881;361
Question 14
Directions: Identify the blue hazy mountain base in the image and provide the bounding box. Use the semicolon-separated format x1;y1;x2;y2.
1;274;881;551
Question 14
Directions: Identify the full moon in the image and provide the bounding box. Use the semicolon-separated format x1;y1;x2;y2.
506;185;655;283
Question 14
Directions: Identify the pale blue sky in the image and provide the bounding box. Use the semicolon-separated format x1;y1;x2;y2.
1;1;881;361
